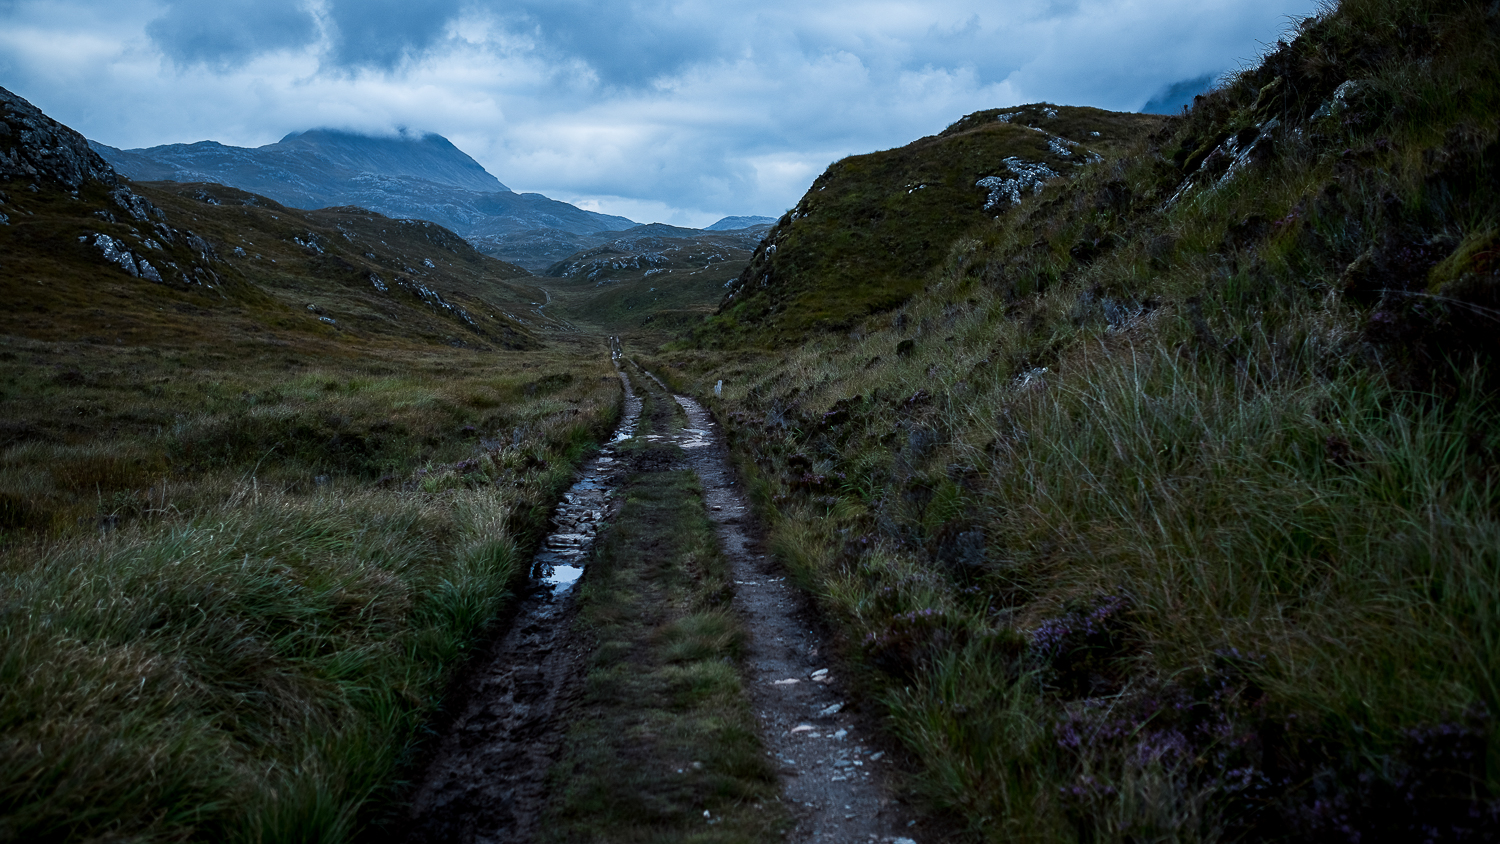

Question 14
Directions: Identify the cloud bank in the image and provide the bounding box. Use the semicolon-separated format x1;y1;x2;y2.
0;0;1322;226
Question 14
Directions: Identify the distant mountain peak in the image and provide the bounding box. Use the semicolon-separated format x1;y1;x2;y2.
266;128;508;194
705;215;776;231
91;127;639;271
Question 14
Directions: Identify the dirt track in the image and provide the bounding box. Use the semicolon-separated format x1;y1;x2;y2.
669;387;918;844
397;358;919;843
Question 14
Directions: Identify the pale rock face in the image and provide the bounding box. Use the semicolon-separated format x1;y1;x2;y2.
976;158;1062;211
79;232;169;285
84;233;140;277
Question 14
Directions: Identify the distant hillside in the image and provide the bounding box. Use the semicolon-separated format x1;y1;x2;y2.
538;224;768;333
91;130;638;268
2;86;547;352
705;104;1162;341
92;129;508;204
478;220;768;274
705;215;776;231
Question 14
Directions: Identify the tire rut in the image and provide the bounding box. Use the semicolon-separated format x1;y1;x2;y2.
637;362;920;844
398;355;640;844
399;352;920;843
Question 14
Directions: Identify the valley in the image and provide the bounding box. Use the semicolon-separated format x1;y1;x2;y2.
3;0;1500;840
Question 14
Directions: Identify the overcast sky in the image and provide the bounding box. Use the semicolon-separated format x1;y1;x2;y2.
0;0;1323;226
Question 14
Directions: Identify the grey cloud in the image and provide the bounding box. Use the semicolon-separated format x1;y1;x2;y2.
146;0;317;67
323;0;463;69
7;0;1327;224
498;1;724;87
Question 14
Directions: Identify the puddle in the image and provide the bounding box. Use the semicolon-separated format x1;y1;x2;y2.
532;359;641;595
671;396;716;449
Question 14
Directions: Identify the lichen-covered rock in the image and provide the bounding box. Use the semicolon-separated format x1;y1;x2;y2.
185;233;217;261
977;158;1062;211
1;86;167;229
79;232;168;284
110;186;163;222
81;232;140;277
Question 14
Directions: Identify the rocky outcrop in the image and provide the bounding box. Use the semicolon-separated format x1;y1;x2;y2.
0;87;118;191
1;86;166;226
0;86;233;288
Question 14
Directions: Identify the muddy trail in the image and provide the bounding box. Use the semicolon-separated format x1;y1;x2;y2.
398;354;641;844
396;351;920;843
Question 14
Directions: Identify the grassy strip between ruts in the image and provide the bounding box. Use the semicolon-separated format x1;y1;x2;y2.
539;383;787;844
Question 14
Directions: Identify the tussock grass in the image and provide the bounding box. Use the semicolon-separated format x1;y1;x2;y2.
2;485;516;842
0;331;621;840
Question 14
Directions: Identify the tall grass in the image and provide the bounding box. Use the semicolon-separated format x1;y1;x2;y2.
653;0;1500;837
0;340;622;841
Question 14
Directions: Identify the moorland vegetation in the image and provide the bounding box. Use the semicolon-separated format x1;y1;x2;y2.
4;0;1499;838
0;91;620;842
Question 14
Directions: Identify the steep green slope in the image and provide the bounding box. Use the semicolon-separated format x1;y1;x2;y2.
657;0;1500;840
703;105;1162;341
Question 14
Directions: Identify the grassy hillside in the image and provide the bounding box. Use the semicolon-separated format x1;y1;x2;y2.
700;105;1162;342
654;0;1500;839
1;176;551;353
